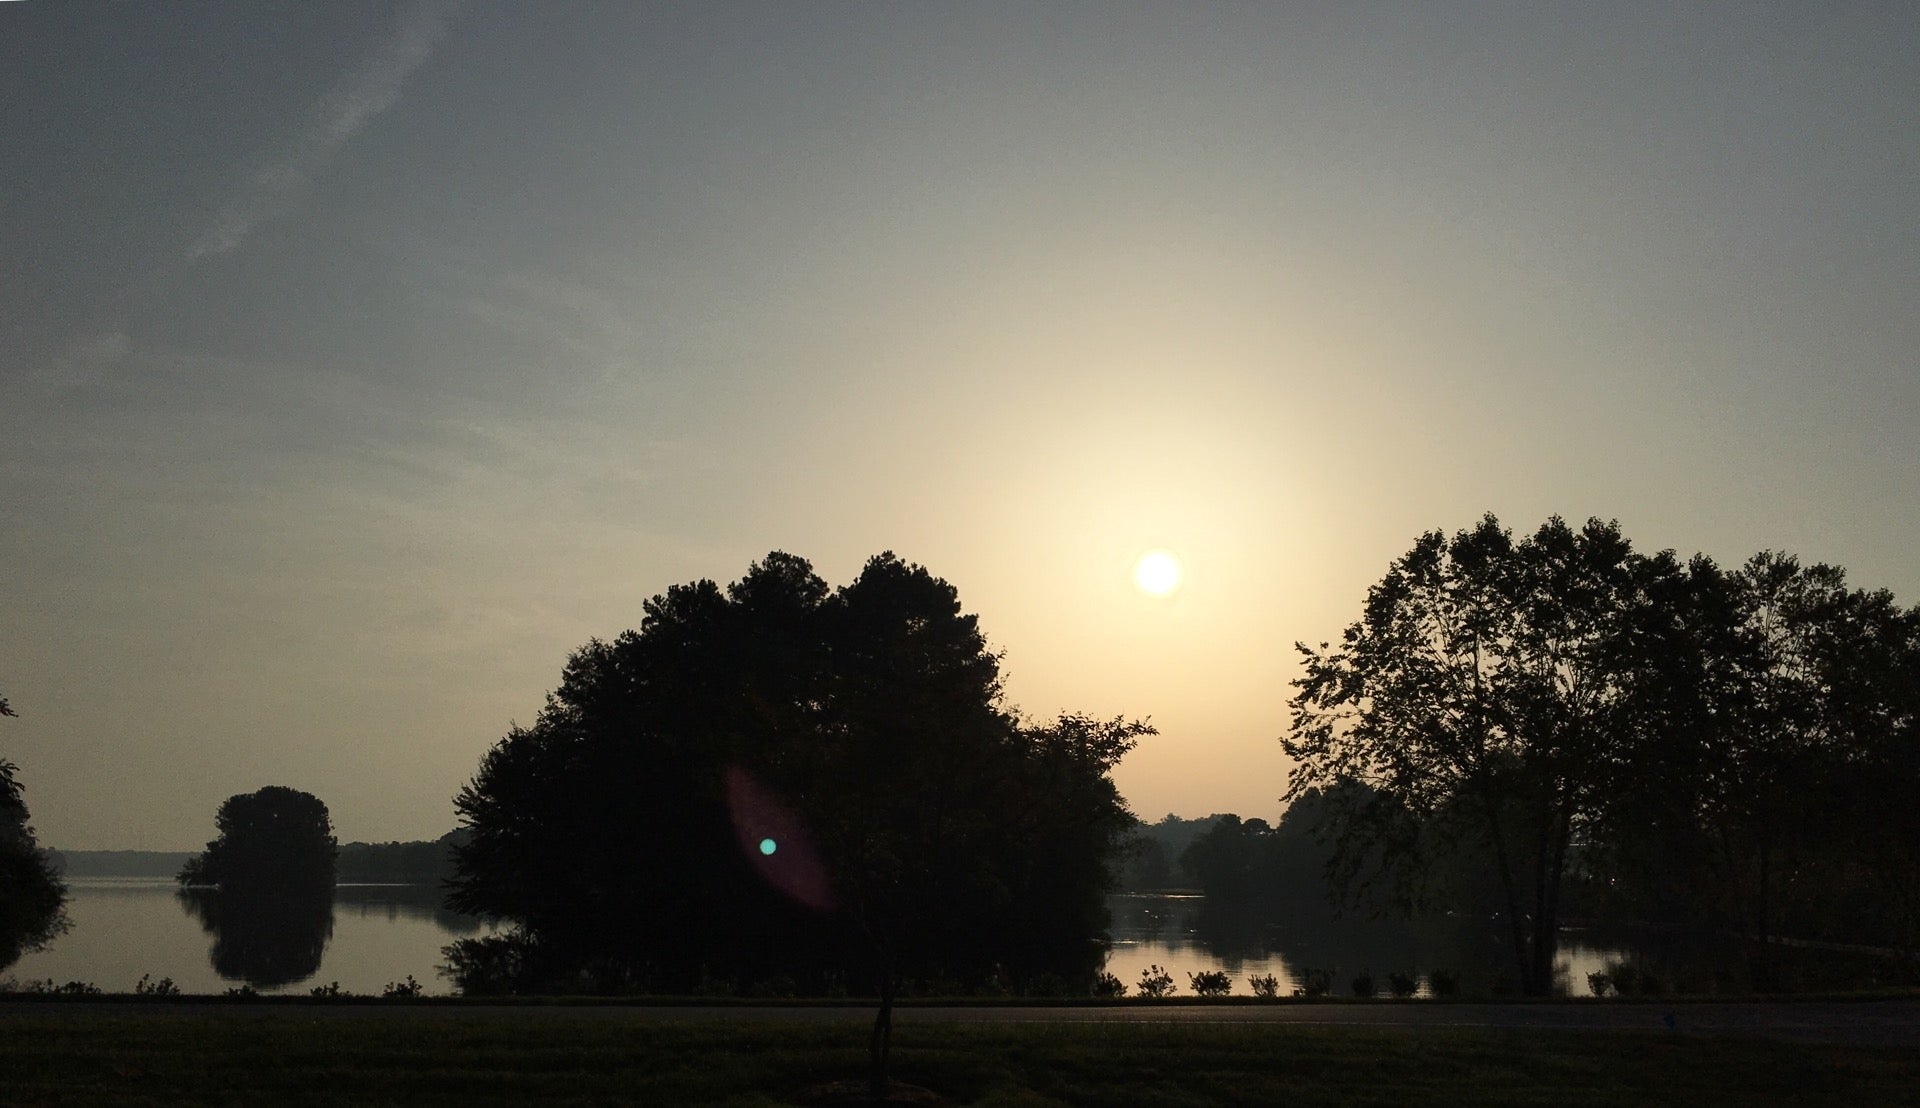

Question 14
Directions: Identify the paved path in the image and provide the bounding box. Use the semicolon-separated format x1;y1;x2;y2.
5;999;1916;1048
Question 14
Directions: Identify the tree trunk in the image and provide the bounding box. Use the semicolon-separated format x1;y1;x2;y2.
1527;841;1553;996
1527;915;1559;997
1476;788;1534;994
1755;834;1774;991
1528;804;1572;997
868;970;894;1100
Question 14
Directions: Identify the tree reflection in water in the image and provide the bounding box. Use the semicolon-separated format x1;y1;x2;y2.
178;885;335;989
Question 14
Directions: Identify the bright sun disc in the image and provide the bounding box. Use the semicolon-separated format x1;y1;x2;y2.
1133;550;1182;597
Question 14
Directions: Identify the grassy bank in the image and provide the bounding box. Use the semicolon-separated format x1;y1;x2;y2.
2;1013;1916;1106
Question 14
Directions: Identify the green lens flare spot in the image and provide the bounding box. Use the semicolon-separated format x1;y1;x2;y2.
759;838;777;856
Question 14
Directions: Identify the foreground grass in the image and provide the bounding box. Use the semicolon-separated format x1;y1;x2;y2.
2;1012;1915;1106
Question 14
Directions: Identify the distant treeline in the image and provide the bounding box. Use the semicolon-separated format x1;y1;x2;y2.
52;831;466;884
336;830;467;884
1115;814;1231;891
49;851;196;878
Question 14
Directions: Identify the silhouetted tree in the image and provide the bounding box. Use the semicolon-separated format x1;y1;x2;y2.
1679;554;1920;976
174;787;338;989
0;695;69;972
0;758;68;971
178;787;337;891
448;556;842;994
446;552;1148;1074
1286;515;1691;995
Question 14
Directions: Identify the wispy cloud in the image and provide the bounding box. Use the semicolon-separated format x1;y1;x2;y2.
188;0;460;260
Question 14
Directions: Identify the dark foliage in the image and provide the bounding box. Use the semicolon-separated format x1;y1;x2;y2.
0;756;68;971
336;830;467;884
1285;514;1920;994
1116;813;1230;891
174;786;340;989
447;551;1149;1000
177;786;338;892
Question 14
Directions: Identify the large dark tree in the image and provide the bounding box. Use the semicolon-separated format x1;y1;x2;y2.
1285;515;1689;995
1684;554;1920;975
447;551;1148;1020
1289;517;1920;994
0;695;69;972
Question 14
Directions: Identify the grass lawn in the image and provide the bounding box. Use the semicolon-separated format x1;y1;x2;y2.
1;1012;1915;1106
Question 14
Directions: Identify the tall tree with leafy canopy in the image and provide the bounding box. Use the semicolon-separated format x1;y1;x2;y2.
0;694;70;971
447;551;1148;1039
1285;515;1689;995
1693;555;1920;978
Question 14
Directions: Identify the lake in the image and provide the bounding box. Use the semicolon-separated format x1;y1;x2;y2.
10;881;1645;997
6;879;489;997
1105;893;1628;998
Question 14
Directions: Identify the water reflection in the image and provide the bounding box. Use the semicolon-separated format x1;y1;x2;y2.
334;884;484;935
1108;893;1606;997
1105;893;1912;997
178;886;335;989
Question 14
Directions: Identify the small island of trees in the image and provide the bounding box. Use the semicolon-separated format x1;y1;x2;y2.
176;786;339;989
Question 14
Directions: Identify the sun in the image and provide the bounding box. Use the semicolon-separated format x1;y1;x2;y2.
1133;550;1182;597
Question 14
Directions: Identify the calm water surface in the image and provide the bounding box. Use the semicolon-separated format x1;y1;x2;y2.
11;883;1632;997
7;879;490;996
1104;893;1623;998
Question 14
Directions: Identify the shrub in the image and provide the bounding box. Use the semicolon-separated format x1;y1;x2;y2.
13;979;104;996
223;985;258;999
1247;973;1280;999
1351;971;1375;998
1293;968;1332;998
1387;971;1418;998
382;975;423;999
134;974;180;997
309;981;348;998
1187;970;1231;998
1587;970;1612;998
440;933;536;996
1607;963;1639;995
1136;965;1175;999
1090;972;1128;999
1428;970;1459;998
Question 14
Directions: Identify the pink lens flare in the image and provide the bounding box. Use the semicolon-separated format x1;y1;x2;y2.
724;765;835;913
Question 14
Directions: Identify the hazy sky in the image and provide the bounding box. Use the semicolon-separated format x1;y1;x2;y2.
5;2;1916;850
